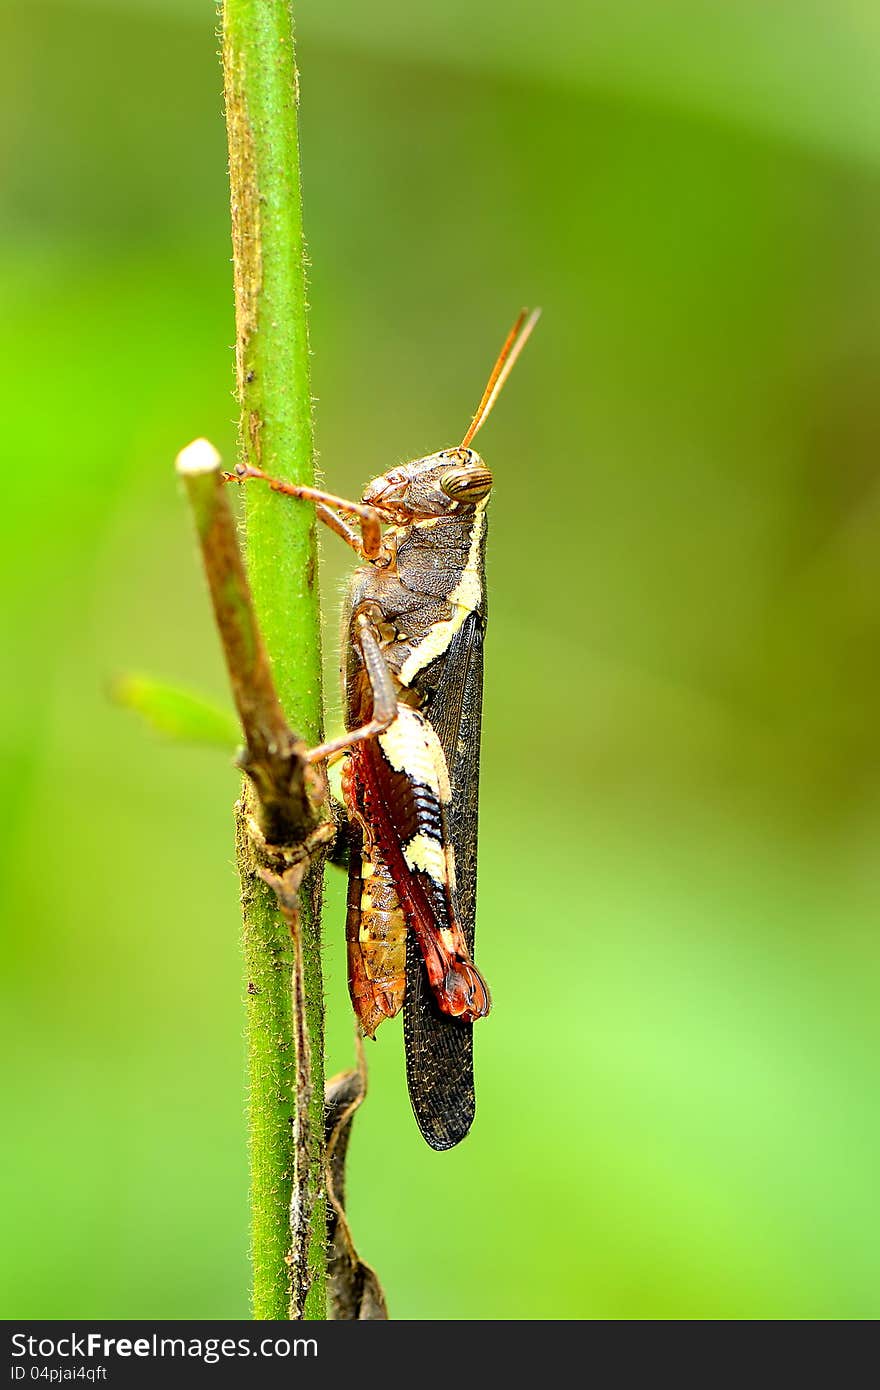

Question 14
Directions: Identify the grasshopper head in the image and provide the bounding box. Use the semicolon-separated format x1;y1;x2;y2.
362;309;539;522
362;447;493;521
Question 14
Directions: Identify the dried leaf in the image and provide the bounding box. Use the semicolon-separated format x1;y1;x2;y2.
325;1050;388;1319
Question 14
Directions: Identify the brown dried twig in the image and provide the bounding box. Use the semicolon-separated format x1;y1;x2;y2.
175;439;322;847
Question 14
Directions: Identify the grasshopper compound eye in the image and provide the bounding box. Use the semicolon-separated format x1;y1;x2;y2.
440;464;494;502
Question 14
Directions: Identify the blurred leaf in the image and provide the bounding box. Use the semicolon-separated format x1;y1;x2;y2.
111;673;239;750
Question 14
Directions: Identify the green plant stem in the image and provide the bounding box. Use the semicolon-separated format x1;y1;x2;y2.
221;0;326;1320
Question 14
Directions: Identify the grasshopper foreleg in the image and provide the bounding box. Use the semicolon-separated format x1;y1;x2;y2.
226;463;387;562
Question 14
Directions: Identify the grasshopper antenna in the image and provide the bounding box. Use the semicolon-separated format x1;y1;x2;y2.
460;307;541;449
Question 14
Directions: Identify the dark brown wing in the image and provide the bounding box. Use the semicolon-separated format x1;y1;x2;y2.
403;607;486;1149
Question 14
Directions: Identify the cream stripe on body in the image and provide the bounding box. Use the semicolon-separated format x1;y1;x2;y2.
378;707;452;803
398;500;487;686
403;832;447;884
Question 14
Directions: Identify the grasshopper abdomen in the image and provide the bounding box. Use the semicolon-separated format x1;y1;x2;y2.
343;704;490;1030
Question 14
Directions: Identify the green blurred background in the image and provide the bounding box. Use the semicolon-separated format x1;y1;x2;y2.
3;0;880;1320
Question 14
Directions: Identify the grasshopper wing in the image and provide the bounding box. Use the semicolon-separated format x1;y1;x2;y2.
403;609;486;1149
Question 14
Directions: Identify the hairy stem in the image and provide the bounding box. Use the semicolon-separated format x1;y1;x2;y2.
221;0;326;1321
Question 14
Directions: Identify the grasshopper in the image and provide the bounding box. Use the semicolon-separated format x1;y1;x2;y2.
231;309;540;1148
